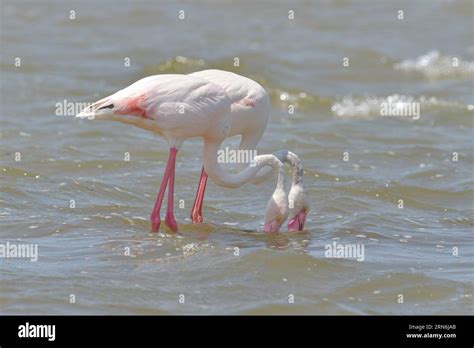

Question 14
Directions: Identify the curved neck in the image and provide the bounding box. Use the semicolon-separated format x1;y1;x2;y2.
203;139;285;189
274;150;304;186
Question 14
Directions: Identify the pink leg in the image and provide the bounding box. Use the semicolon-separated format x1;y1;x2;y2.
191;166;208;223
150;147;178;232
164;151;178;232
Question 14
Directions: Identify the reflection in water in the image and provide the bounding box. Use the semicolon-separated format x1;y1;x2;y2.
264;232;311;253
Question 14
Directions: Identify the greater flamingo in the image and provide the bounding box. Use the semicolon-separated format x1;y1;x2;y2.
188;70;309;231
76;73;291;233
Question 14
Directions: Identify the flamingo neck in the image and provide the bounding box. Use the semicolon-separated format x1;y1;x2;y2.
274;150;304;186
203;138;285;189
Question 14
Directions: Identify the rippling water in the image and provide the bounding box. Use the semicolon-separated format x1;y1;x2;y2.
1;0;473;314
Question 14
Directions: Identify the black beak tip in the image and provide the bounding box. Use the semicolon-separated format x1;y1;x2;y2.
98;103;114;110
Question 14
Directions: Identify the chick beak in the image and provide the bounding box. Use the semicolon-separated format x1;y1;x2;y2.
264;220;282;233
287;210;307;232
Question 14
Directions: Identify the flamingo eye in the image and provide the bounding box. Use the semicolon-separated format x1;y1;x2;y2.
98;103;114;110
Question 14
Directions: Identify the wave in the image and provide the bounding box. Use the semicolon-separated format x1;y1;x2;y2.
394;51;474;79
331;94;466;118
142;55;472;120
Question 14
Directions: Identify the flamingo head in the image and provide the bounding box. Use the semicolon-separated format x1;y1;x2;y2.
76;94;162;134
263;186;289;233
287;183;309;232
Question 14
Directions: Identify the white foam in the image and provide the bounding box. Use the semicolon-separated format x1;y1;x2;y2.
394;51;474;78
331;94;463;118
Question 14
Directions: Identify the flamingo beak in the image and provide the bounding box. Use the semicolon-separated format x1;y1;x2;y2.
264;220;282;233
287;209;307;232
76;97;114;120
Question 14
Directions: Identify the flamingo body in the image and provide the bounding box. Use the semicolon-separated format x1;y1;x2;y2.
189;70;270;139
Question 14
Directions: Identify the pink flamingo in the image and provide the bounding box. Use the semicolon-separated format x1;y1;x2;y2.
76;72;306;233
188;70;309;231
